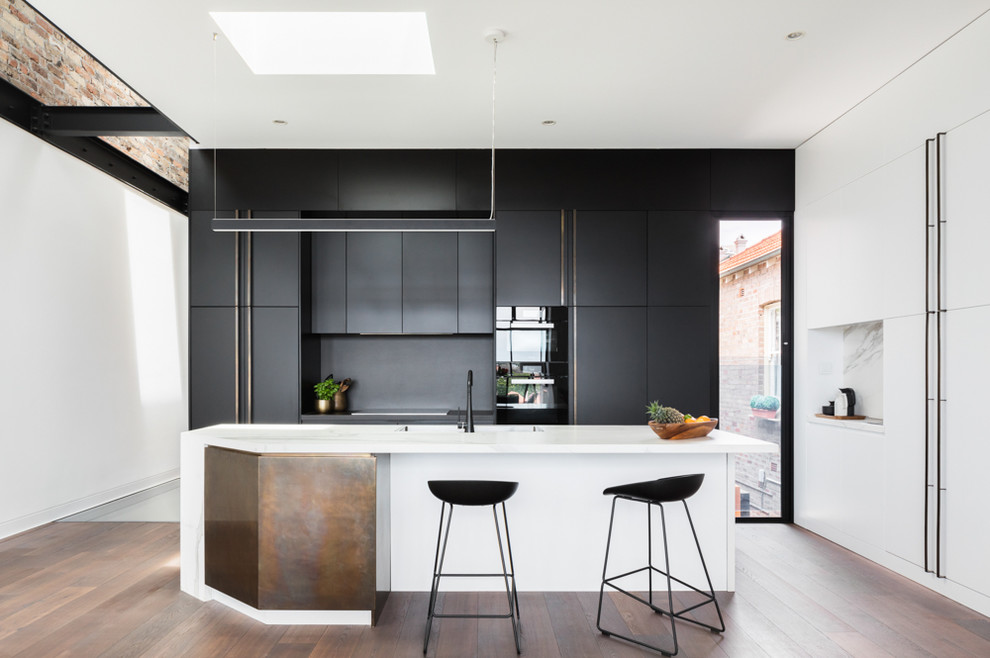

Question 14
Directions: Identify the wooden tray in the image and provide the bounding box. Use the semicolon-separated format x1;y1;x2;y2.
815;414;866;420
649;419;717;440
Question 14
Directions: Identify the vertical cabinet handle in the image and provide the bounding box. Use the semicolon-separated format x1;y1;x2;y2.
924;133;947;578
234;226;241;424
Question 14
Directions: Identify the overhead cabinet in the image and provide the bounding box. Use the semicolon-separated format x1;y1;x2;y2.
346;233;403;334
457;232;494;333
402;233;458;334
495;210;564;306
313;232;492;335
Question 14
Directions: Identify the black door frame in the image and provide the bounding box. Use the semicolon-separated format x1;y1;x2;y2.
715;212;794;524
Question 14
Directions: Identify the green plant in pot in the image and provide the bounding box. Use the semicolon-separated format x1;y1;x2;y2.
314;375;341;413
750;394;780;419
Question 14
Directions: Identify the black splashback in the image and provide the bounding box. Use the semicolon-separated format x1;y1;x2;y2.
318;335;494;413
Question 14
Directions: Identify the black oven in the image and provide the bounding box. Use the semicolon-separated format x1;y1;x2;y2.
495;306;568;424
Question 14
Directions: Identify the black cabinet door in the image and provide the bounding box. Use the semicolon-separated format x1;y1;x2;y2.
251;231;300;307
251;307;300;423
402;233;458;333
647;211;717;306
312;233;347;333
711;150;795;212
189;211;236;307
574;307;648;424
458;232;494;333
338;151;457;211
495;210;563;306
574;210;647;306
346;233;402;333
190;307;236;428
647;306;715;417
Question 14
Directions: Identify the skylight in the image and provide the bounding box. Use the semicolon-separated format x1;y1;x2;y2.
210;12;435;75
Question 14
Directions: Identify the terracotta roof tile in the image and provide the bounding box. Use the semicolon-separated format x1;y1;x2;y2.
719;231;782;274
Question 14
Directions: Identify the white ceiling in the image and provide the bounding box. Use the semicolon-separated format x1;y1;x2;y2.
27;0;990;149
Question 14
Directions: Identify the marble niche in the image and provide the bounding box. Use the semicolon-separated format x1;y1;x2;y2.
841;321;883;419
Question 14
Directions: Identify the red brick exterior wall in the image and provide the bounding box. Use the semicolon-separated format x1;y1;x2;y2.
1;0;189;190
719;250;782;516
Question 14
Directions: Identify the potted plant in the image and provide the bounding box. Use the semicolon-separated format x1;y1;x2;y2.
750;394;780;419
314;375;341;413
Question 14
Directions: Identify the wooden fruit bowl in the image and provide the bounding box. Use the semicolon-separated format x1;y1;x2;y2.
648;419;718;440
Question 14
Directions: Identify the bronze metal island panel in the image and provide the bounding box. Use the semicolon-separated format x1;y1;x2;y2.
259;454;377;610
204;447;384;615
205;447;260;607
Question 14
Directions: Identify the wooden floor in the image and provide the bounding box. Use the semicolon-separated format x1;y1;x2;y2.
1;523;989;657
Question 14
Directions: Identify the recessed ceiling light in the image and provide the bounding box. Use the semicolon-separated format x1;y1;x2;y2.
272;119;288;126
210;12;435;75
786;31;805;41
542;120;557;126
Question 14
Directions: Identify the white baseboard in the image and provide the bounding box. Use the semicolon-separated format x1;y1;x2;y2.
0;468;180;540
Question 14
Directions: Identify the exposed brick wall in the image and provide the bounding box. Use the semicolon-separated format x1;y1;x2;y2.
1;0;188;190
719;250;782;516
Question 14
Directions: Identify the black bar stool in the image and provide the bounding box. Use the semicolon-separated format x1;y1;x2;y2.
423;480;521;655
596;473;724;656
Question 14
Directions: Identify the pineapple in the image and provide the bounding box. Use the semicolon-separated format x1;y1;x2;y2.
646;401;685;424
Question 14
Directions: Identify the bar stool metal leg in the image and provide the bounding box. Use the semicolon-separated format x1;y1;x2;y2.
596;494;724;656
424;502;454;654
423;499;521;655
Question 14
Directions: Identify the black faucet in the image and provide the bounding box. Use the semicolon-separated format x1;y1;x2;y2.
465;369;474;433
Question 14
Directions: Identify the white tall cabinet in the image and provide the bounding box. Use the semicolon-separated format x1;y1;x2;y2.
796;11;990;615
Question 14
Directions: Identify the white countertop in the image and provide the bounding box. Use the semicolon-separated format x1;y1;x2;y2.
184;423;778;455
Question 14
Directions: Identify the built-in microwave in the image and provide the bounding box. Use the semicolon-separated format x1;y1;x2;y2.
495;306;568;424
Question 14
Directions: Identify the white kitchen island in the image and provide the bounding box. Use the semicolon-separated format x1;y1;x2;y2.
180;424;776;625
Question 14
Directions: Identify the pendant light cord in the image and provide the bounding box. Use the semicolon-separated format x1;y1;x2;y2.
489;36;498;221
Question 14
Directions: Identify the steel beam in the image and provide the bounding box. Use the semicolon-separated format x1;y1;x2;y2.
0;77;188;213
32;105;187;137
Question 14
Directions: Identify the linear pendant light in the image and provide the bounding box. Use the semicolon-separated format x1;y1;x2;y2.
212;25;504;233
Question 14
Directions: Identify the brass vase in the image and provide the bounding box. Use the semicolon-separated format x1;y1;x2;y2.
333;391;347;413
316;398;333;414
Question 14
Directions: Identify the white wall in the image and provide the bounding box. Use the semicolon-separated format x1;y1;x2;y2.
0;117;188;538
795;10;990;615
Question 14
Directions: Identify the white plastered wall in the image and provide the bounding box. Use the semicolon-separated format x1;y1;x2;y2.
0;117;188;538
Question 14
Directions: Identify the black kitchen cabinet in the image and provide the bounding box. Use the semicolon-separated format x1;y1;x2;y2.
190;211;300;307
339;151;457;211
188;149;339;212
346;232;402;333
495;210;563;306
574;307;648;424
190;307;301;427
574;211;647;306
402;233;458;333
189;210;236;307
251;231;301;307
311;233;347;334
251;307;300;423
190;307;237;428
647;306;715;416
314;232;492;335
711;150;795;212
458;232;494;333
647;211;717;306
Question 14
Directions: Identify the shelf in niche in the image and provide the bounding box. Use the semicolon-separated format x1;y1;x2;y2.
808;320;883;422
807;414;885;434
